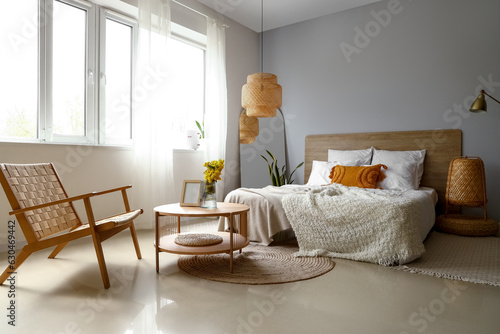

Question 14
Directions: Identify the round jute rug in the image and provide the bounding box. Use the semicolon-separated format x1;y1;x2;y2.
177;242;335;285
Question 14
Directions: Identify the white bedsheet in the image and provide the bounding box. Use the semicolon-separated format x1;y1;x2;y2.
220;184;437;246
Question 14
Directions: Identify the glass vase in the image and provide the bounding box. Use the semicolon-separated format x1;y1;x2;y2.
200;181;217;208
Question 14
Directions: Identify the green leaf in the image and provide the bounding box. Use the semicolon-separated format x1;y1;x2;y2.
262;151;304;187
195;120;204;139
261;155;274;180
287;161;304;184
266;150;276;162
274;161;281;186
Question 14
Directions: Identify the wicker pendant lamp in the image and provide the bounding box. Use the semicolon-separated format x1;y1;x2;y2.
436;156;498;236
242;73;282;118
239;109;259;144
241;0;282;118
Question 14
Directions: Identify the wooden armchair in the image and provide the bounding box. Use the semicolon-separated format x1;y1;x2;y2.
0;163;143;289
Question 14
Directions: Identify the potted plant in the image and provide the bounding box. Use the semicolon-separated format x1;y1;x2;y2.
261;150;304;186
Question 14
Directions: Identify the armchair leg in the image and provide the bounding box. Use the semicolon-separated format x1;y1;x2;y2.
0;247;32;285
48;226;79;259
91;234;111;289
129;224;142;259
48;242;69;259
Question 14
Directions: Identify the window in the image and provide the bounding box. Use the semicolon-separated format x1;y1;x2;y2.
100;11;135;145
52;1;87;138
0;1;39;140
0;0;136;145
166;37;206;148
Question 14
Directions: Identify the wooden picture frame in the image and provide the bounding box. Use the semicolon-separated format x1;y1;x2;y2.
180;180;202;207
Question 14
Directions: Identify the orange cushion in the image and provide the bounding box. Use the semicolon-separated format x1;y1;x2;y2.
329;164;387;189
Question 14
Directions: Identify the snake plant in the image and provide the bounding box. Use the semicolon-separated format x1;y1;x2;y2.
261;150;304;186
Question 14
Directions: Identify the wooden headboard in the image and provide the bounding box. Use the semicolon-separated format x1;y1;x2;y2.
304;129;462;214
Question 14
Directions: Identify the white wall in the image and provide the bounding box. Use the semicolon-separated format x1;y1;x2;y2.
255;0;500;220
0;0;258;250
0;143;136;249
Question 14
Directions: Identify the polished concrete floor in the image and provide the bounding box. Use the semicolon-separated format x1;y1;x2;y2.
1;227;500;334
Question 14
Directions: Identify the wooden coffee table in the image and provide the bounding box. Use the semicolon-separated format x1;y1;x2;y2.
154;202;250;273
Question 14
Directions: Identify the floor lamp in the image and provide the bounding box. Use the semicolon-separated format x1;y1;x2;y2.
436;89;500;236
469;89;500;113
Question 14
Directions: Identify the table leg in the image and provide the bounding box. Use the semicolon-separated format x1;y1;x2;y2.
177;216;181;234
155;211;160;273
229;212;234;273
239;212;248;254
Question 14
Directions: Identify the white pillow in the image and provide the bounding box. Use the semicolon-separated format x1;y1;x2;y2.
371;149;426;191
306;160;341;186
328;147;373;166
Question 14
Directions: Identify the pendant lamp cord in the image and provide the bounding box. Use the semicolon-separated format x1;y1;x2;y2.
260;0;264;90
261;0;264;72
261;2;289;178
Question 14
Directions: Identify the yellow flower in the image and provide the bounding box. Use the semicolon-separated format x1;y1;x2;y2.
203;159;224;183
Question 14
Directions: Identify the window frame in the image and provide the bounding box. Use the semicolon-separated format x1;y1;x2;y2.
1;1;210;148
0;0;137;146
41;0;97;145
169;29;208;149
98;8;137;146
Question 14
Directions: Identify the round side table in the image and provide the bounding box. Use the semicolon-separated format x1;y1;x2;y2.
154;202;250;273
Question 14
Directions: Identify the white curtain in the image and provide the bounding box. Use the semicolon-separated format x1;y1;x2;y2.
133;0;175;226
204;18;228;201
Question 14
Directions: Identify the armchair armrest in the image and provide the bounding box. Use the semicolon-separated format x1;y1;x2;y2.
9;192;96;215
9;185;134;216
92;185;132;197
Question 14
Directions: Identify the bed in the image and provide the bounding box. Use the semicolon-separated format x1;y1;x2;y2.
222;129;462;263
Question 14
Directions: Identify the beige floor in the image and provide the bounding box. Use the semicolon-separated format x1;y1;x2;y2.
1;227;500;334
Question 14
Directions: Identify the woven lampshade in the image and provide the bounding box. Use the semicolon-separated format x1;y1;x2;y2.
436;156;498;236
446;156;486;208
239;109;259;144
240;135;256;145
242;73;282;118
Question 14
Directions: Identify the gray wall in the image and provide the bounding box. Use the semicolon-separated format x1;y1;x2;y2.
259;0;500;220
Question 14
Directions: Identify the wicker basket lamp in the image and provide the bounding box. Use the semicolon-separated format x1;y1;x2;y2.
239;109;259;144
436;156;498;236
241;73;282;118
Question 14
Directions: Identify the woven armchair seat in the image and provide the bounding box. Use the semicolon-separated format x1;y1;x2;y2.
95;209;143;231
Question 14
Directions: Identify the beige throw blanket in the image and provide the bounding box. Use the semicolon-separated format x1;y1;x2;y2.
221;185;309;245
282;184;428;265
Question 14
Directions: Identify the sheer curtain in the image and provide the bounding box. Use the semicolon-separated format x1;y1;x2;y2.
133;0;175;226
204;18;228;201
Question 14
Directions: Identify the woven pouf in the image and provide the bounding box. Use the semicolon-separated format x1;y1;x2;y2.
436;214;499;237
174;233;223;247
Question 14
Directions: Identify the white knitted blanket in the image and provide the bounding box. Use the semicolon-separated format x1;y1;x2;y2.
282;184;427;266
